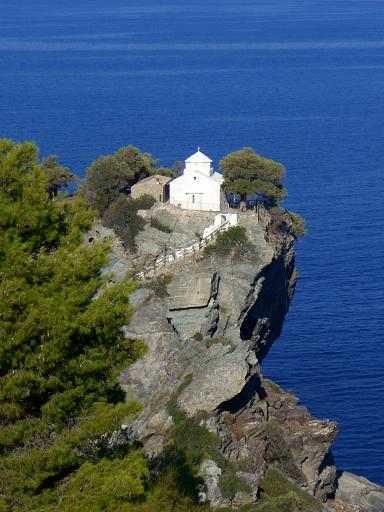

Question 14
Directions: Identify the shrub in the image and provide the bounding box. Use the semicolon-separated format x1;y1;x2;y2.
167;405;221;468
205;226;252;257
150;216;173;233
206;336;231;347
269;208;306;238
257;469;322;512
133;193;156;210
220;468;251;500
264;422;303;483
102;196;146;251
144;274;173;297
285;211;306;237
166;402;252;504
192;332;203;342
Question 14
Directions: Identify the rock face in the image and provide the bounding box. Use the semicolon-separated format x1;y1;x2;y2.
95;204;383;510
211;379;338;502
334;472;384;512
198;460;223;507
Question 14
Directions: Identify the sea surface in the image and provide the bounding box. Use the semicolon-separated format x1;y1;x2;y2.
1;0;384;485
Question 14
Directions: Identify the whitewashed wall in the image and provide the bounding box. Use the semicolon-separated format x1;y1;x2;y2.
169;172;223;211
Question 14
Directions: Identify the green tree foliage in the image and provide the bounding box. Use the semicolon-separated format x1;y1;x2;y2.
285;211;306;237
269;208;306;238
166;401;251;505
133;194;156;210
256;469;322;512
221;148;286;205
155;166;177;178
102;196;145;250
102;195;155;251
0;140;214;512
41;155;75;199
0;140;147;511
37;450;149;512
82;146;156;214
154;159;186;178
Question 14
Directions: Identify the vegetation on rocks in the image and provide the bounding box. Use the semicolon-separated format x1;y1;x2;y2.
205;226;253;257
219;470;321;512
269;208;306;238
150;216;173;233
102;194;155;251
102;196;146;251
205;336;236;352
192;331;204;341
264;422;304;484
166;400;251;504
256;469;322;512
132;193;156;210
284;211;306;237
80;145;159;251
144;273;173;297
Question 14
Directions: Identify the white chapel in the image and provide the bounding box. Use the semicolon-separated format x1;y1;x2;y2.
169;149;224;211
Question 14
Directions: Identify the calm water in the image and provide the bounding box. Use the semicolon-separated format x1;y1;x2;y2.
1;0;384;485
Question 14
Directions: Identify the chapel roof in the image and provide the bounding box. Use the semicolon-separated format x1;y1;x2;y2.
132;174;172;187
185;149;212;164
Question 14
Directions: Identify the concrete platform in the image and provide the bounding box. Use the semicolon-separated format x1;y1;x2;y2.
168;273;212;310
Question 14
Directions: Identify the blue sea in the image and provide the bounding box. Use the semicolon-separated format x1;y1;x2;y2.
1;0;383;485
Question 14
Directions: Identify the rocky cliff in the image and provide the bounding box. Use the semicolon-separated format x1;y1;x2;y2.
93;204;384;512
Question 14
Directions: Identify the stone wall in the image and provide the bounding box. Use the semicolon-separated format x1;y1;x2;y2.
131;175;170;202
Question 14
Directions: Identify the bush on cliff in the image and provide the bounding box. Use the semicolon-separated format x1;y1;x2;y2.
285;211;306;237
102;194;156;251
150;215;173;233
80;145;180;255
205;226;252;257
256;469;322;511
133;193;156;210
269;208;306;238
102;195;146;250
264;422;304;483
166;401;251;504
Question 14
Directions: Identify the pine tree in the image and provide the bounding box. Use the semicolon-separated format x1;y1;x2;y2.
0;140;146;511
221;147;286;205
0;140;212;512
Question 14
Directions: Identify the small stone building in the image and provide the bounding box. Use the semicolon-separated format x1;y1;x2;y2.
131;174;172;203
